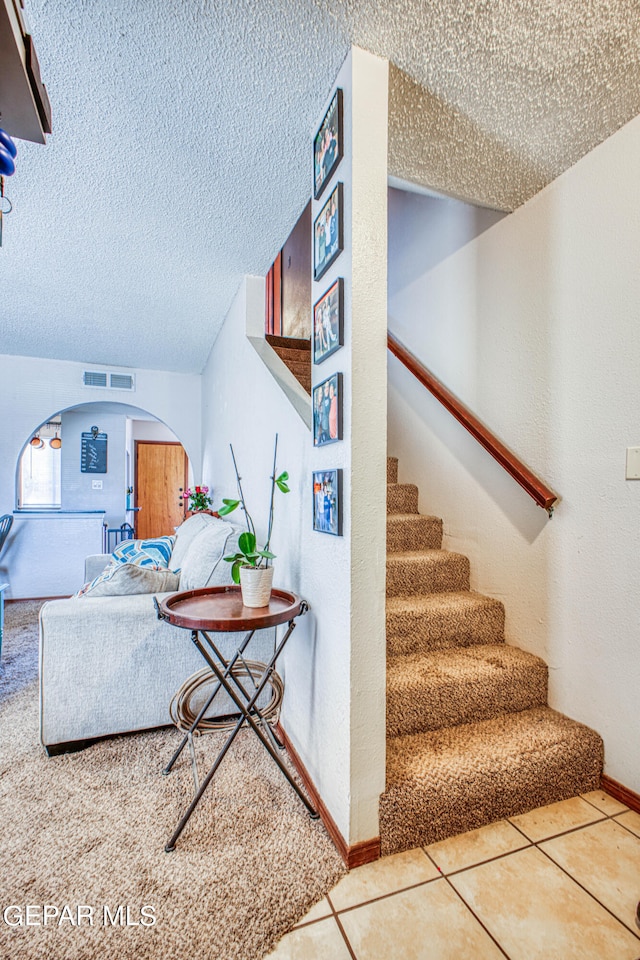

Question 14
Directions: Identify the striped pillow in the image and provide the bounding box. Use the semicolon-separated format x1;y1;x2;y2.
111;535;175;569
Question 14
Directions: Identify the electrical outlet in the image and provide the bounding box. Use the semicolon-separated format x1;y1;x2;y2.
625;447;640;480
92;479;103;490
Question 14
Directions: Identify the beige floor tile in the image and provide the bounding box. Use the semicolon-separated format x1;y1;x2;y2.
293;897;333;927
615;809;640;838
328;848;439;912
426;819;530;874
339;877;505;960
581;789;629;816
509;795;605;841
265;916;351;959
450;845;640;960
541;818;640;935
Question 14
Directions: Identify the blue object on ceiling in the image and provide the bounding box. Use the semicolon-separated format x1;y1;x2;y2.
0;147;16;176
0;128;17;159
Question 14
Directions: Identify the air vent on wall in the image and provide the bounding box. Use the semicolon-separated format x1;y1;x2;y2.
83;371;107;388
110;373;135;391
83;370;135;391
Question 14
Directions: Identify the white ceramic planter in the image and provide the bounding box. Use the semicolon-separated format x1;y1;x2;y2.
239;565;274;608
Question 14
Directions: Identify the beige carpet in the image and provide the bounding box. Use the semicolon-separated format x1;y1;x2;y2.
0;602;345;960
380;457;604;855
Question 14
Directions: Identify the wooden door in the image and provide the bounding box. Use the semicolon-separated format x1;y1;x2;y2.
281;200;311;338
135;441;188;539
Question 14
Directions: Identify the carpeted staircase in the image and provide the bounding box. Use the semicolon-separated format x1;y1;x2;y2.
266;334;311;394
379;456;604;856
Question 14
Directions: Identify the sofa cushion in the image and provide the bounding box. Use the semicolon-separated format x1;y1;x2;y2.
111;535;175;569
169;513;217;572
77;563;180;597
84;554;112;584
178;520;239;590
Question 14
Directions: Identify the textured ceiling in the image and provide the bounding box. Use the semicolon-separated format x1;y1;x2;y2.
2;0;640;372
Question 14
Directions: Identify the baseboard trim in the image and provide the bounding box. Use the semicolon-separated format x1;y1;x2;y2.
6;596;71;603
276;722;380;869
601;774;640;814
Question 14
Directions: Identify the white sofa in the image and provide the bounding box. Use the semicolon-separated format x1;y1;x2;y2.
39;513;275;754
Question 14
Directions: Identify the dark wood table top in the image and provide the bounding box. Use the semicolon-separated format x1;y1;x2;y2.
158;585;305;631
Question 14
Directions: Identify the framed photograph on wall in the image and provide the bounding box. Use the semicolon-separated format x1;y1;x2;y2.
313;182;343;282
313;278;343;364
312;469;343;536
313;88;343;201
313;372;343;447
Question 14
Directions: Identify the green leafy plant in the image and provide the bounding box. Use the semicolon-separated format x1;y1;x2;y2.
218;435;290;584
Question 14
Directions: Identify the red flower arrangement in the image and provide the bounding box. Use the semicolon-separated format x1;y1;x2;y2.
182;485;213;511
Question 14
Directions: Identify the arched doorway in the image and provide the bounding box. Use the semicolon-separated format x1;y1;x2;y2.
12;401;191;598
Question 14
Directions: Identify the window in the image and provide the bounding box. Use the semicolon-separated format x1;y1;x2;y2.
19;423;62;508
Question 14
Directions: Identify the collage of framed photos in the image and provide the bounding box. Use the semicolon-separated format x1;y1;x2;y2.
312;87;344;537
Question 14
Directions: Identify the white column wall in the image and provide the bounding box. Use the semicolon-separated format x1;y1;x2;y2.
388;111;640;793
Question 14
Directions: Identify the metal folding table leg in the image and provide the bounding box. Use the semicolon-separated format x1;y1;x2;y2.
199;629;292;758
187;732;200;792
165;620;317;852
199;630;285;753
194;624;318;816
163;628;257;776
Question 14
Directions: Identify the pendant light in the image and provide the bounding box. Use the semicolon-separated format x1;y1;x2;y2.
49;428;62;449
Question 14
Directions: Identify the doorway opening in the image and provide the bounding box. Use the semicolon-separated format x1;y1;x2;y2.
16;400;191;541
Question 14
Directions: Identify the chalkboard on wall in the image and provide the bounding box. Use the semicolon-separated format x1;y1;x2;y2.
81;432;108;473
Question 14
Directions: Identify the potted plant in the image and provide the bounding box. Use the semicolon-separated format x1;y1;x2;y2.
217;436;289;607
182;485;216;519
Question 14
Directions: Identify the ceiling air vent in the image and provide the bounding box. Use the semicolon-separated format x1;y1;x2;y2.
83;370;108;388
110;373;135;391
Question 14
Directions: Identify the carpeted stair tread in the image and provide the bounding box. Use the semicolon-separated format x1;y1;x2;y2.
386;644;548;737
387;513;443;552
387;483;419;514
387;457;398;484
387;550;470;597
267;337;312;394
380;706;604;854
271;345;311;364
386;591;505;655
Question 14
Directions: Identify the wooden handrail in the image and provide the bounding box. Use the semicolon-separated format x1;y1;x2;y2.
388;332;557;514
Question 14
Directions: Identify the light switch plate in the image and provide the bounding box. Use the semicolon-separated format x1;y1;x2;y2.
92;479;103;490
625;447;640;480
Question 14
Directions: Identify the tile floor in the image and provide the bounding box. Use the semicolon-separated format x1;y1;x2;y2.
266;790;640;960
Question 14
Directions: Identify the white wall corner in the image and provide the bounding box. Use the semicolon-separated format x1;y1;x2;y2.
339;46;389;843
244;274;312;428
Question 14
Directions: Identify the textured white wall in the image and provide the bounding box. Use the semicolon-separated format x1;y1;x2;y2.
388;111;640;793
130;420;179;442
347;47;388;840
59;410;127;527
0;353;201;597
202;48;388;845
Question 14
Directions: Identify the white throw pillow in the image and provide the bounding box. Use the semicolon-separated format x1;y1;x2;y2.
169;513;217;571
77;563;180;597
178;520;239;591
